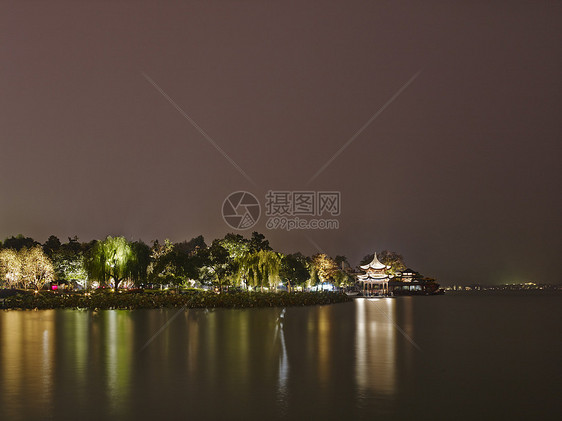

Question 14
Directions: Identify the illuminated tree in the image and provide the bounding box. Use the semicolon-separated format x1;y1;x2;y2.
378;250;406;275
306;260;319;288
197;232;273;290
332;269;354;287
147;239;175;286
52;250;88;288
85;236;136;290
0;247;54;289
148;239;199;287
21;246;55;290
280;253;309;291
49;237;89;288
219;232;270;259
235;250;281;291
219;233;250;260
197;240;232;289
311;254;338;284
0;248;22;288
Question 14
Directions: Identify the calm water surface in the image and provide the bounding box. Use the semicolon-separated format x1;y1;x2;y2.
0;294;560;420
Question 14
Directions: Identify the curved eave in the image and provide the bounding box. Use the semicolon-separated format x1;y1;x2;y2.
360;253;387;270
358;275;390;281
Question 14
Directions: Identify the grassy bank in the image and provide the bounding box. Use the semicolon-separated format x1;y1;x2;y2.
1;289;351;310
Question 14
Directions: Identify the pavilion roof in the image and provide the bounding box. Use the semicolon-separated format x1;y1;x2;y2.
359;253;387;270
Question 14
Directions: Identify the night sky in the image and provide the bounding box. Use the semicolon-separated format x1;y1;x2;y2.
1;1;560;285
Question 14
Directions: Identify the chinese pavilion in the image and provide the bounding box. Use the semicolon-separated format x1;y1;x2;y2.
357;253;392;295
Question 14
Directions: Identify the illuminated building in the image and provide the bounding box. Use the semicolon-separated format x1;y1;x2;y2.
357;253;392;296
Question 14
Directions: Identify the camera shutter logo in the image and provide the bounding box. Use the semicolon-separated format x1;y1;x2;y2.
222;191;261;230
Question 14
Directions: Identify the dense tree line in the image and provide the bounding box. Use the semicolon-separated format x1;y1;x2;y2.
1;233;427;292
0;233;358;291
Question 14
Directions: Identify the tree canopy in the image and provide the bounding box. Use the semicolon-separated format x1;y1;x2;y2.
280;253;309;291
0;246;54;289
235;250;281;291
0;232;432;291
85;236;136;290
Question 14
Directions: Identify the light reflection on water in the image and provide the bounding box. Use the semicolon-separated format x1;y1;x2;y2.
0;311;56;419
275;308;289;403
1;295;560;420
355;298;398;397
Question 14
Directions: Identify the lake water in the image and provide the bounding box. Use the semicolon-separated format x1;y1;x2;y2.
0;293;560;420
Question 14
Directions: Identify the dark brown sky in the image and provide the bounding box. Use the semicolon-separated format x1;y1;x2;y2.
1;1;561;284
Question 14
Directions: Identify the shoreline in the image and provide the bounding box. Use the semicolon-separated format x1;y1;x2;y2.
0;290;352;310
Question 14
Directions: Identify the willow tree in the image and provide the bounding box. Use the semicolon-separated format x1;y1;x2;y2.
235;250;281;291
85;236;136;290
